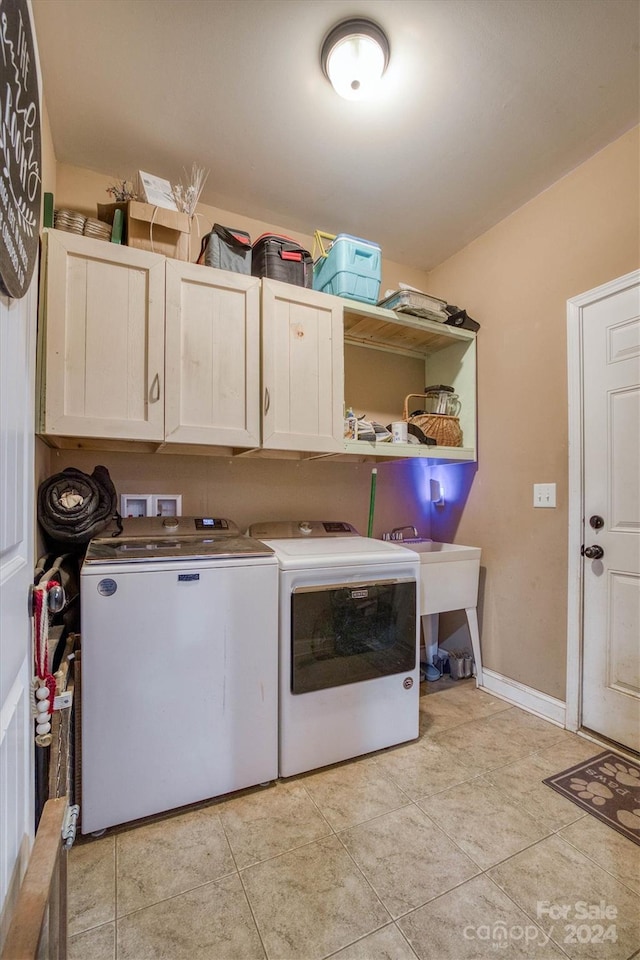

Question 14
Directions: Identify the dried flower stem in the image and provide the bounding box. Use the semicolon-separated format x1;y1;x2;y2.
172;163;209;217
106;179;138;202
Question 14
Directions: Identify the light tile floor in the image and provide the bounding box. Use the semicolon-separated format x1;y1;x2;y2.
68;681;640;960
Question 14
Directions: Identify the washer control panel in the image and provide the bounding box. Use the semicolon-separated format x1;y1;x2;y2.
194;518;231;531
248;520;358;539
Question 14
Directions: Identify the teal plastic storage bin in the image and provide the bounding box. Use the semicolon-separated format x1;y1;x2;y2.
313;234;381;304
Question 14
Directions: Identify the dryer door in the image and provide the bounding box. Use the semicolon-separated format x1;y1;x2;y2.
291;578;416;694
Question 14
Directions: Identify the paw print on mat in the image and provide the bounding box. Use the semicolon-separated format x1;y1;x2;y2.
569;778;613;806
599;761;640;787
617;808;640;831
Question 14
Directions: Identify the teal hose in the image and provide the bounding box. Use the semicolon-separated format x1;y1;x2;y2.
367;468;377;538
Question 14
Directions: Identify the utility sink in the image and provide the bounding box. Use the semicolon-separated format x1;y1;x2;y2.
392;537;483;683
400;539;481;614
401;539;481;564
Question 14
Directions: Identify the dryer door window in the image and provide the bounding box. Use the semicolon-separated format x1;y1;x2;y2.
291;579;416;694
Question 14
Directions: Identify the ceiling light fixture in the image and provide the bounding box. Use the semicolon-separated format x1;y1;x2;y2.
320;18;390;101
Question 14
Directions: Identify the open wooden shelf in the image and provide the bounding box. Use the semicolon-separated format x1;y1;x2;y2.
343;301;475;355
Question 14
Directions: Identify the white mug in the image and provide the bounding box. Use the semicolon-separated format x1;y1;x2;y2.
392;421;408;443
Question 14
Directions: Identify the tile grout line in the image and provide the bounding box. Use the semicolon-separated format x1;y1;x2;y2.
110;870;240;922
295;779;409;952
110;802;248;924
331;795;487;928
234;778;394;960
67;836;118;945
321;921;418;960
554;829;640;901
480;826;640;952
227;832;271;960
480;872;574;960
383;849;573;958
297;777;397;925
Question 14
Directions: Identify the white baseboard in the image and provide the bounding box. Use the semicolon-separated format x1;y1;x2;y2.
480;668;566;728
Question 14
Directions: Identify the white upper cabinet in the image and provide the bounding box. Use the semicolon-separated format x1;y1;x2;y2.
164;260;261;448
260;279;344;454
38;229;165;442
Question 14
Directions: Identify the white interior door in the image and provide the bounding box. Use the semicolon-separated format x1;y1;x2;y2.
579;272;640;751
0;277;37;931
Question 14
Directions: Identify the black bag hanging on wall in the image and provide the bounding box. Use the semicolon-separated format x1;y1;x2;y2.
198;224;252;274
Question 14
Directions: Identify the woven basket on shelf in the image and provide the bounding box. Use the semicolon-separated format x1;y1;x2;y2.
403;394;463;447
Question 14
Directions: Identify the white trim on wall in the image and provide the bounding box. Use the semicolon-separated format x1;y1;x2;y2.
565;269;640;733
480;669;567;727
0;658;33;947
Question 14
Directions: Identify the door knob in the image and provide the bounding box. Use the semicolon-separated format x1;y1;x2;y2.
589;515;604;530
582;544;604;560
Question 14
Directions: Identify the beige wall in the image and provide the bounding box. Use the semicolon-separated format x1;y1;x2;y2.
426;126;640;699
54;164;432;296
41;101;56;197
45;448;433;542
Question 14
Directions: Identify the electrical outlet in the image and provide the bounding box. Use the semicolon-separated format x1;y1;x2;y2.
533;483;556;508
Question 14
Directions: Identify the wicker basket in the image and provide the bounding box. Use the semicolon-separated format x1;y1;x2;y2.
403;394;463;447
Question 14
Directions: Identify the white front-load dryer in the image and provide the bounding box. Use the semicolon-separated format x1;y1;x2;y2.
248;521;420;777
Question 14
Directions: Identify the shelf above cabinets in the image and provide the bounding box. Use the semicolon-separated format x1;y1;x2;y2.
343;300;475;356
338;440;475;463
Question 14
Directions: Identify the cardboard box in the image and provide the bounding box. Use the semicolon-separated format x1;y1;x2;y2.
97;200;191;260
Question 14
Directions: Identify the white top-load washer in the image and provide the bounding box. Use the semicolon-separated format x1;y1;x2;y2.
247;521;421;777
80;516;278;833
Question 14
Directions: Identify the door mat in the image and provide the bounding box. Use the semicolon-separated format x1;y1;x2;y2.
543;751;640;846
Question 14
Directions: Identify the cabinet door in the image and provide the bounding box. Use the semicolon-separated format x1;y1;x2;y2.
261;279;344;453
40;230;165;441
164;261;261;447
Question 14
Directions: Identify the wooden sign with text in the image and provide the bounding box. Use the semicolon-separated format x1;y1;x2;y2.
0;0;41;299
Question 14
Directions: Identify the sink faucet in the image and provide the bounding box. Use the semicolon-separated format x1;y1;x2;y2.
385;525;418;541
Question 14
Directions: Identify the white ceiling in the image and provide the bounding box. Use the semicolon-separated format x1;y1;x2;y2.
32;0;639;271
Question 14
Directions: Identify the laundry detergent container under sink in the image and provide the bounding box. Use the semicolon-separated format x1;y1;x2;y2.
401;541;481;614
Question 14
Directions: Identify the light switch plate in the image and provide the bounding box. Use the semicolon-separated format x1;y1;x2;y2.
533;483;556;508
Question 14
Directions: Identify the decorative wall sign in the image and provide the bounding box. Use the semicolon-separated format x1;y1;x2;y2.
0;0;41;299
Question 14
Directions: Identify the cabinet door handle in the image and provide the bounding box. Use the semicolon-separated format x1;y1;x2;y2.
149;372;161;403
264;387;270;415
